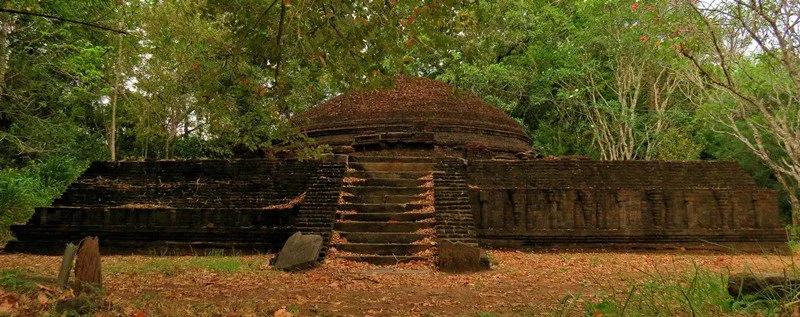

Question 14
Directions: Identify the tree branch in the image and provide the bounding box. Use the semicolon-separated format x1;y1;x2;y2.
0;7;127;34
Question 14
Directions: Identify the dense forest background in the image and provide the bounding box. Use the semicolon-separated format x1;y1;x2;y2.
1;0;798;242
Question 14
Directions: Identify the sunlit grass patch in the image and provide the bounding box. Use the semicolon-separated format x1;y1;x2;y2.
580;268;730;316
105;256;267;276
576;265;800;316
0;268;54;294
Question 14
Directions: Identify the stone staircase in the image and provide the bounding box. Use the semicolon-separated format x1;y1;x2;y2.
333;156;437;265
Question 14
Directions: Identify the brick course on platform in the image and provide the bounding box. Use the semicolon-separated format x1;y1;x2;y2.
54;159;317;208
466;160;785;247
5;157;787;255
6;159;339;253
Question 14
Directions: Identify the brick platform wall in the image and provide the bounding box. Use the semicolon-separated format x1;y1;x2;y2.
9;207;298;253
466;160;786;247
294;162;346;261
54;159;318;208
7;159;341;253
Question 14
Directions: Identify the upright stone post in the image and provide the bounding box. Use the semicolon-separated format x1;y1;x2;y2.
74;237;102;293
57;243;78;289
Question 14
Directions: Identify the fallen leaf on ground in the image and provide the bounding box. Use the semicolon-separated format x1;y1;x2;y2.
273;308;292;317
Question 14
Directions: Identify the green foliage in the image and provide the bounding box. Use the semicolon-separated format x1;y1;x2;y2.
577;266;800;316
0;0;115;165
0;156;86;243
0;0;797;226
287;305;301;315
654;128;704;161
532;121;596;158
0;269;51;294
786;226;800;253
584;268;732;316
579;267;800;316
54;293;106;317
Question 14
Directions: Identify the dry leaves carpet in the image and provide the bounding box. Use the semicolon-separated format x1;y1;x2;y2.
0;249;796;316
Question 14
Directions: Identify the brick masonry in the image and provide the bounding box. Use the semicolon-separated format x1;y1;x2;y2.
466;160;786;247
7;159;344;254
294;162;346;261
6;156;786;254
53;159;319;208
433;158;478;245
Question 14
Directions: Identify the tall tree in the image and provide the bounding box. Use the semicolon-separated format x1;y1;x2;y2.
440;0;702;160
562;2;697;160
0;0;120;166
681;0;800;225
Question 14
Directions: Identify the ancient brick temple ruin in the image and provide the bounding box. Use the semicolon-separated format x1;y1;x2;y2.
6;77;786;263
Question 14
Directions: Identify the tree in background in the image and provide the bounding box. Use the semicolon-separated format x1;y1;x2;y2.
559;2;700;160
439;1;705;160
0;0;122;241
1;0;798;238
0;1;116;166
680;0;800;225
122;0;238;159
110;0;473;158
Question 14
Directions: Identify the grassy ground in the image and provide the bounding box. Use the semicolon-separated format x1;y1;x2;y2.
0;249;798;316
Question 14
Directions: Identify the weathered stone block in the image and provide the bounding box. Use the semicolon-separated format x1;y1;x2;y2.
436;240;490;273
274;232;323;271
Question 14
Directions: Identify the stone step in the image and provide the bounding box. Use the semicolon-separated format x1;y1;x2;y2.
337;255;428;265
335;243;431;255
334;221;432;232
344;178;427;187
339;202;429;213
349;156;435;163
342;186;427;197
339;212;434;222
339;232;426;244
349;162;435;172
346;171;429;180
343;194;426;204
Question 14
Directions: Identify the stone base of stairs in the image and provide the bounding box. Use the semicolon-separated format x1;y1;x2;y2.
336;255;428;265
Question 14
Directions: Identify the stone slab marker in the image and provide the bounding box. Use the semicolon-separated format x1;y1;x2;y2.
74;237;102;293
274;232;323;271
57;243;78;289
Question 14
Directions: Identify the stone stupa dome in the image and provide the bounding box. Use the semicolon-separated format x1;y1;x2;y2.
294;76;531;155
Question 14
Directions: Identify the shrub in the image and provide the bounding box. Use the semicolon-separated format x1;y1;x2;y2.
584;267;732;316
0;156;86;243
578;266;800;316
787;225;800;253
0;169;45;243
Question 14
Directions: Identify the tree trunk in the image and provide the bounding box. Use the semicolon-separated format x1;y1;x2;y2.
74;237;102;293
274;2;287;116
109;29;122;161
164;135;171;159
789;193;800;229
0;14;11;98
